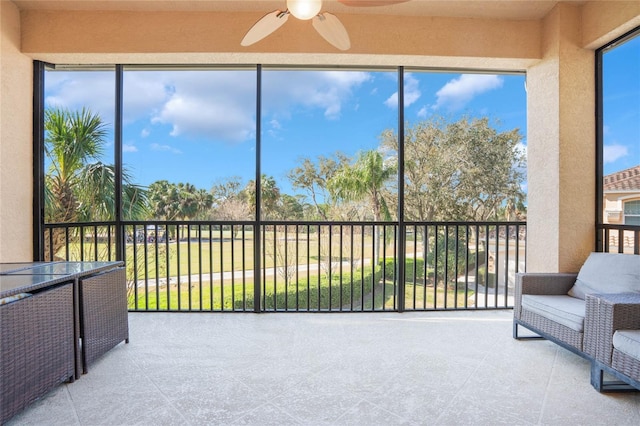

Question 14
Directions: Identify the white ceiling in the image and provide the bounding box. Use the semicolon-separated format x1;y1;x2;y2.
12;0;585;20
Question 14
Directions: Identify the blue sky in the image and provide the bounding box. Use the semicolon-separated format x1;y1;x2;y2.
44;34;638;199
603;35;640;174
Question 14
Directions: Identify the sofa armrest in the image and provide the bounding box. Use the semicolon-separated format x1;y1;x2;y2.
514;273;578;319
585;293;640;366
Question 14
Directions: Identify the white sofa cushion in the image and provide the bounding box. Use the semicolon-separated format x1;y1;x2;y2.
613;330;640;361
568;253;640;300
521;294;585;332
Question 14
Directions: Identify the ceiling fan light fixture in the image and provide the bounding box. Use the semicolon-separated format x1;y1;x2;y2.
287;0;322;20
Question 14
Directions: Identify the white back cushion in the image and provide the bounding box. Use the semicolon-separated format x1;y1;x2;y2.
568;252;640;299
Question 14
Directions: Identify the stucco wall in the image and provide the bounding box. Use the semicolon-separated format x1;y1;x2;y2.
526;3;596;273
0;1;33;261
583;1;640;48
21;10;541;68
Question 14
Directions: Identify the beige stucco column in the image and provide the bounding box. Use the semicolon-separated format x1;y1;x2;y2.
526;3;596;273
0;1;33;261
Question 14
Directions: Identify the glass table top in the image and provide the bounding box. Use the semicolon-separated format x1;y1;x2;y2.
0;261;123;298
3;262;116;276
0;262;53;274
0;274;72;296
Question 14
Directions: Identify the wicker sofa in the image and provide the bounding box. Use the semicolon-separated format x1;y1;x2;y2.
513;252;640;391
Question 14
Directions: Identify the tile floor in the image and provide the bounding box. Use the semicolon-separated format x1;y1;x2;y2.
7;310;640;425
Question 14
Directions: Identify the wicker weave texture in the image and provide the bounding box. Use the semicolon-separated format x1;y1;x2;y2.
612;349;640;382
587;293;640;366
80;268;128;372
1;283;75;424
583;295;600;359
520;308;583;350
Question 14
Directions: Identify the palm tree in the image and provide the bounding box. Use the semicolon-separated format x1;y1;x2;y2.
45;107;106;223
44;107;147;258
192;188;213;220
328;149;396;264
328;150;396;221
244;174;281;220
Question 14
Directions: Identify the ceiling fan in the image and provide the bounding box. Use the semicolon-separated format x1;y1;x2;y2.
241;0;409;51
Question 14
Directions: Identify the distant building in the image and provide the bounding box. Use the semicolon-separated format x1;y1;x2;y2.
603;165;640;226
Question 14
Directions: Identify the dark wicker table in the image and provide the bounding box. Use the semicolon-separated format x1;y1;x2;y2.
0;261;126;424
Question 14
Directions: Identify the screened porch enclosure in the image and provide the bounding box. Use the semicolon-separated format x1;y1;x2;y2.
37;64;533;313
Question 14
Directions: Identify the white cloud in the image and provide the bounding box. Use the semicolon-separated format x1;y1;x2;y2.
155;95;253;142
604;144;628;163
417;106;428;118
45;69;372;143
151;71;256;142
150;143;182;154
434;74;503;111
123;144;138;153
270;119;281;130
262;71;371;120
384;74;421;109
385;93;398;108
45;71;116;124
122;72;169;122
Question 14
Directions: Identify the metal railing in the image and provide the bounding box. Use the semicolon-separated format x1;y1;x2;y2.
597;224;640;254
43;220;527;312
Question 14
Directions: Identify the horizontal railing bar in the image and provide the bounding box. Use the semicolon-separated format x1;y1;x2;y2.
44;219;531;228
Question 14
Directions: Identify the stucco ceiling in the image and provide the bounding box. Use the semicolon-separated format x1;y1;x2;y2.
12;0;585;20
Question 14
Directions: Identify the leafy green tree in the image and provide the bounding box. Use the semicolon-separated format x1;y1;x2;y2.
79;163;148;221
381;115;526;281
192;188;214;220
147;181;212;240
277;194;306;220
328;149;396;263
148;180;182;220
172;183;199;220
148;181;211;221
288;152;349;220
45;107;105;223
244;174;281;220
328;150;396;222
210;176;244;208
44;107;147;258
381;115;525;223
210;176;252;223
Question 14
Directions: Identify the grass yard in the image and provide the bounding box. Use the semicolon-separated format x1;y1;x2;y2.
59;229;380;281
129;264;383;311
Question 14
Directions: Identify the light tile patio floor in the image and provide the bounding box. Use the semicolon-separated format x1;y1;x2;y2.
7;310;640;425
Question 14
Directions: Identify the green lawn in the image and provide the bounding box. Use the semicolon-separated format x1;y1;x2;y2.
129;264;383;311
59;230;478;311
60;230;379;281
128;262;474;311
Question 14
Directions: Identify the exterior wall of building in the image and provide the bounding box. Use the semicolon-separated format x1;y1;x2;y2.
0;1;33;261
604;193;640;224
0;1;638;267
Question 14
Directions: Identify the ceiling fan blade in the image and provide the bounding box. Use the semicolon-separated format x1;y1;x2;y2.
312;13;351;51
338;0;409;6
241;10;289;46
